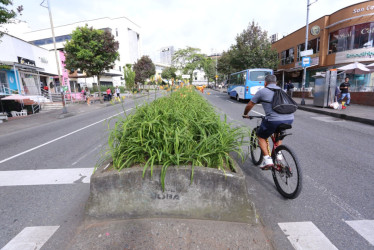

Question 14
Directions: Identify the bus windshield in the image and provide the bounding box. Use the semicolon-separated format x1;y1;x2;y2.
250;71;271;81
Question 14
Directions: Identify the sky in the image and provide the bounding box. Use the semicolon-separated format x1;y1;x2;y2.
9;0;370;56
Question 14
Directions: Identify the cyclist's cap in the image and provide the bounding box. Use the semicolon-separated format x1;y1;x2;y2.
265;75;277;83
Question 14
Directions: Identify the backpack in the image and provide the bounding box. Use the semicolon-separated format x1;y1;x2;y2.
266;87;298;114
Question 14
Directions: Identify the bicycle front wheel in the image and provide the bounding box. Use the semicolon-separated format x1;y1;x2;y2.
250;128;263;165
272;145;302;199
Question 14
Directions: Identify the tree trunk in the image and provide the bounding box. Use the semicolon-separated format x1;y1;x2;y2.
97;75;103;104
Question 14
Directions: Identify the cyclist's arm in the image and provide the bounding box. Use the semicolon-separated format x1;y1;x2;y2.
243;101;256;117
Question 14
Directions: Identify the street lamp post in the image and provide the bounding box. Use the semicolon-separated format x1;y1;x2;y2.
42;0;67;113
301;0;317;106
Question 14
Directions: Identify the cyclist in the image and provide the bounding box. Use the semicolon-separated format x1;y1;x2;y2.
243;75;294;170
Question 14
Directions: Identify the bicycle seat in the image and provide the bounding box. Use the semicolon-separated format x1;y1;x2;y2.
275;123;292;133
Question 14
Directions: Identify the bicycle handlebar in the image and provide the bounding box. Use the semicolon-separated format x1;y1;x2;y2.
242;115;265;120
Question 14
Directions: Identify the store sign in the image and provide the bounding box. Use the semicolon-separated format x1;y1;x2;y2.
40;57;48;64
310;25;320;36
297;57;319;67
302;57;311;67
335;48;374;64
353;4;374;14
17;57;36;66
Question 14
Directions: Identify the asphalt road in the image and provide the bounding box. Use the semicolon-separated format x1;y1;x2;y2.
203;90;374;250
0;95;157;249
0;90;373;249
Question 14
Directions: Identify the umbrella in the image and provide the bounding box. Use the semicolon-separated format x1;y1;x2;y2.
337;62;370;74
337;62;370;91
365;62;374;69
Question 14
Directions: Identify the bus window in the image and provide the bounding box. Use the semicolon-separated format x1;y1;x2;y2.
249;71;271;81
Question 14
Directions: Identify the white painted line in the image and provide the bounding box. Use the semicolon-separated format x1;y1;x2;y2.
1;226;59;250
278;221;338;250
346;220;374;245
251;110;264;116
0;168;94;186
0;108;132;165
225;100;234;104
72;144;102;166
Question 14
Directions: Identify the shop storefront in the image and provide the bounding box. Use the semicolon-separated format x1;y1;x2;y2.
272;1;374;104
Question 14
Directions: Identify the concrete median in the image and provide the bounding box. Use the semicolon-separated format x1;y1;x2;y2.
85;160;255;224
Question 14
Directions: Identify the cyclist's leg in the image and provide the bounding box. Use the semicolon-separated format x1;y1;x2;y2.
258;137;269;156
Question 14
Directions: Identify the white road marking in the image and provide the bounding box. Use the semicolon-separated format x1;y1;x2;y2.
1;226;59;250
0;108;133;165
278;221;338;250
250;110;264;116
0;168;94;186
346;220;374;245
226;100;234;104
72;144;103;166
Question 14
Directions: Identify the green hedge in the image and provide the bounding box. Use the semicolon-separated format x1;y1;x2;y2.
108;86;247;189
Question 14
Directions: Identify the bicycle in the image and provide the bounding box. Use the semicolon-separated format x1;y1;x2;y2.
243;115;302;199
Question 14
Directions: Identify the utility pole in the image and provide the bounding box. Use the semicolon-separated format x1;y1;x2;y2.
43;0;67;113
301;0;318;105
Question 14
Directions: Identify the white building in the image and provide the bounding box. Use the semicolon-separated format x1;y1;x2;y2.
21;16;142;89
0;33;58;96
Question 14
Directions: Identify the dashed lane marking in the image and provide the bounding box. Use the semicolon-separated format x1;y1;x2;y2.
1;226;59;250
0;168;94;186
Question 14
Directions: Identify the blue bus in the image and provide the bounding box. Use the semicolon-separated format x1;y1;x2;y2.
227;68;273;101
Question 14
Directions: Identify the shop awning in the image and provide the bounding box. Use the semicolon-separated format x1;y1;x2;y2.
15;63;45;71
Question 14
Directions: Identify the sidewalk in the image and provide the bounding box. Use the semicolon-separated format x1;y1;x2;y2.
292;97;374;126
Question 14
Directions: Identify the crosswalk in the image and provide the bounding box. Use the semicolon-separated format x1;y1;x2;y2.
1;226;59;250
0;168;372;249
279;220;374;249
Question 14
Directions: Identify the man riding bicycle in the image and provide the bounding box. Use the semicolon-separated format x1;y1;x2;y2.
243;75;294;170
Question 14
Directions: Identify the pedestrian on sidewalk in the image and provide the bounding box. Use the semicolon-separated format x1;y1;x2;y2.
106;87;112;101
115;86;120;101
338;77;351;106
85;87;91;105
286;80;294;97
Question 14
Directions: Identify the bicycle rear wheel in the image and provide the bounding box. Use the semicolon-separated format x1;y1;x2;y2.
250;128;263;165
272;145;302;199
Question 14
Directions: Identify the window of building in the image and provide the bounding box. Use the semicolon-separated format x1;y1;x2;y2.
297;38;319;61
329;26;354;54
353;22;374;49
281;48;294;65
0;71;8;90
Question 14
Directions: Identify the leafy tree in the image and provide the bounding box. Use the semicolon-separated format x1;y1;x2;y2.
161;66;177;81
0;0;23;37
201;57;215;86
133;55;155;89
64;25;119;102
218;20;278;75
123;64;135;90
172;47;209;83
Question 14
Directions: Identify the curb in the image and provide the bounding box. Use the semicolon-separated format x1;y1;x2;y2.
297;105;374;126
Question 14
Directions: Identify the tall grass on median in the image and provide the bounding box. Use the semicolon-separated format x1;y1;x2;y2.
108;86;247;190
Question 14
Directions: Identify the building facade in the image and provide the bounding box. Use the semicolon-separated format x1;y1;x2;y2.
272;1;374;98
20;16;142;89
0;33;58;96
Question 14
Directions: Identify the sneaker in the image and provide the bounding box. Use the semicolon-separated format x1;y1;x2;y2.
260;156;274;170
276;152;283;161
346;104;350;106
